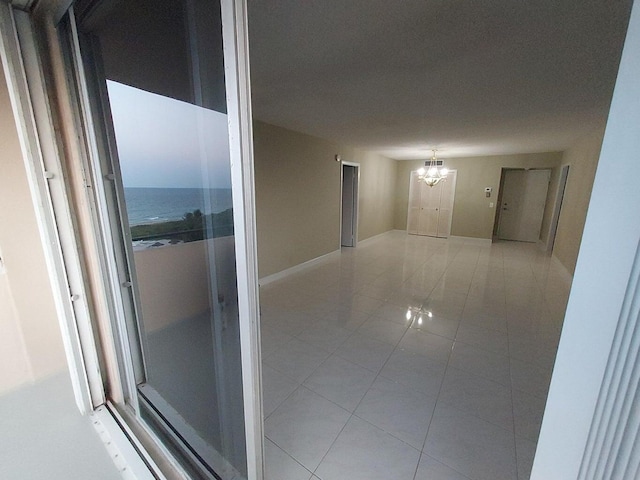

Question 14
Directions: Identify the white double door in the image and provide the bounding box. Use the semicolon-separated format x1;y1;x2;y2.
407;170;457;238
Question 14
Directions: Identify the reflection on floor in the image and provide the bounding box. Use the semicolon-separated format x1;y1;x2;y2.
144;308;247;479
260;231;571;480
146;312;221;450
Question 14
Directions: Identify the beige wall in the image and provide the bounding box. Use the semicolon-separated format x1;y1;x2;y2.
134;236;236;332
395;152;564;240
553;126;606;274
0;66;66;395
134;242;210;332
254;121;397;278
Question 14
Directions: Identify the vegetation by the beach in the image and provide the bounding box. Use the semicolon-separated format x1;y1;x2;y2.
130;208;234;242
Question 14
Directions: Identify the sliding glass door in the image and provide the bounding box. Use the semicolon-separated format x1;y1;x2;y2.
62;0;259;477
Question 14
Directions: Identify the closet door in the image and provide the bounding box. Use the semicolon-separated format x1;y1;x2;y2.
407;170;457;238
419;180;442;237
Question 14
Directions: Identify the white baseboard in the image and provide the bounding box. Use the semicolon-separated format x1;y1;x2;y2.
259;249;341;286
448;235;493;245
260;230;400;285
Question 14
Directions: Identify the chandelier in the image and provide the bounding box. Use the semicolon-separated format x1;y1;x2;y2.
417;150;448;187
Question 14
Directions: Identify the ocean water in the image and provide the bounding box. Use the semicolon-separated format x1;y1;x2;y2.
124;187;233;226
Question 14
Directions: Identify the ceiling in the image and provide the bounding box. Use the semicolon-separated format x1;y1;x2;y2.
247;0;633;160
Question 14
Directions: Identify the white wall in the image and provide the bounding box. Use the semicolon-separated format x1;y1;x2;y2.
532;0;640;476
0;373;121;480
0;270;32;392
552;126;606;274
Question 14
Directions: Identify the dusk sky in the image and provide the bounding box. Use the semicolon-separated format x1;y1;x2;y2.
106;80;232;189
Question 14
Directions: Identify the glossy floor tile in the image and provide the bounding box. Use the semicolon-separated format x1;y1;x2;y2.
260;232;571;480
414;454;473;480
303;356;376;411
315;416;421;480
354;376;436;449
264;438;313;480
333;333;394;373
424;405;517;480
437;367;514;431
264;386;351;471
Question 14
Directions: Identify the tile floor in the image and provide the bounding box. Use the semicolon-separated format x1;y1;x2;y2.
259;232;571;480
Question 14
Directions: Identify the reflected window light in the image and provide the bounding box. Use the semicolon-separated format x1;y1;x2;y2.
427;311;433;318
418;316;423;325
406;309;412;320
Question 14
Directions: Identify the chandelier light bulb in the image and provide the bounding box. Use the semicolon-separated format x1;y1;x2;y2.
419;149;448;187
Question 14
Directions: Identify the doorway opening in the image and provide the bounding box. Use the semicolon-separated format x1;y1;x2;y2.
546;165;570;253
341;162;360;247
495;168;551;242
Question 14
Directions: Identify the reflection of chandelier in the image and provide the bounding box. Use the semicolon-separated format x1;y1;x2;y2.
405;306;434;328
417;149;448;187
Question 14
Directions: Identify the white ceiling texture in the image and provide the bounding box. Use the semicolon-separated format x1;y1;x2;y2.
247;0;633;160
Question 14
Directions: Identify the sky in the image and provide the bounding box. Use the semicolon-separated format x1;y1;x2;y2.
106;80;232;189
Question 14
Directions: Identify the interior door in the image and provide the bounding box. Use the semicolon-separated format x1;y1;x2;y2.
341;164;357;246
498;169;551;242
436;170;457;237
547;165;570;252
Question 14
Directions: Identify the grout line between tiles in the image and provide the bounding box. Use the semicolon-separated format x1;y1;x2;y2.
413;242;482;480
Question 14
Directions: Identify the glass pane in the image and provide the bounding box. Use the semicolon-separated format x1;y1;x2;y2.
77;1;246;477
